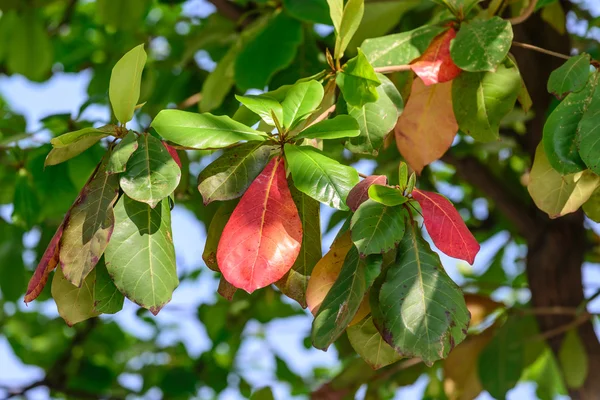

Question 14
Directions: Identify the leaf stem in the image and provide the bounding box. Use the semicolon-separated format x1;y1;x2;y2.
511;41;571;61
508;0;538;25
373;65;412;74
357;171;368;179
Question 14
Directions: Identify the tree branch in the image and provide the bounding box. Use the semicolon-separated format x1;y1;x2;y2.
509;0;538;25
512;41;570;61
373;65;412;74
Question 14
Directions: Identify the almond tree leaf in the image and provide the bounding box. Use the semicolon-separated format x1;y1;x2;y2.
410;28;461;86
120;134;181;208
294;115;360;140
203;200;239;272
282;80;324;129
50;127;113;148
24;223;64;303
107;131;138;174
395;79;457;173
351;200;406;256
197;142;275;205
452;63;522;142
370;222;470;366
275;182;321;308
583;187;600;222
412;188;480;264
200;43;238;112
162;142;182;169
450;17;513;72
311;245;383;350
558;329;589;389
284;144;359;210
217;157;303;293
306;231;353;314
346;175;387;211
333;0;364;60
59;157;120;287
367;185;408;206
284;0;331;24
104;196;179;315
362;24;445;68
527;144;600;218
93;260;124;314
547;53;591;99
45;128;110;167
235;94;283;126
151;110;266;149
336;49;381;107
345;74;400;155
543;75;596;174
52;267;99;327
575;83;600;174
109;44;147;124
347;316;402;370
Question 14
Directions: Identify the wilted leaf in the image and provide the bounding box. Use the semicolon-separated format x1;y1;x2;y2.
346;175;387;211
52;267;99;326
410;28;461;85
412;188;480;264
528;145;600;218
395;79;458;173
109;44;147;124
217;157;302;293
547;53;591;99
25;223;64;303
120;134;181;208
350;199;406;256
104;196;179;315
284;144;359;210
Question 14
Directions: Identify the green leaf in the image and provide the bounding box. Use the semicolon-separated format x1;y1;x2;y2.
370;223;469;366
104;196;178;315
350;199;406;256
284;0;331;24
250;387;275;400
431;0;480;16
478;317;525;399
106;131;138;174
52;267;99;327
109;44;147;124
203;200;239;272
284;144;359;210
543;76;597;174
559;329;588;389
7;11;53;81
452;63;521;142
93;260;124;314
328;0;343;32
547;53;591;99
120;134;181;208
362;24;446;68
337;49;381;107
333;0;365;60
294;115;360;140
200;44;238;112
282;80;324;129
197;142;274;204
45;128;110;167
12;170;40;230
528;144;600;218
151;110;266;150
60;157;120;287
347;316;402;369
398;161;408;189
235;12;303;90
276;184;322;308
345;75;400;155
367;185;408;206
312;246;382;349
450;17;513;72
583;187;600;222
575;84;600;174
235;94;283;126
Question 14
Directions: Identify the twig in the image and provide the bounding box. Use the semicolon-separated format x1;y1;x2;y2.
531;312;593;342
577;288;600;313
177;93;202;109
509;0;538;25
374;65;412;74
357;172;368;179
514;306;580;316
512;41;570;61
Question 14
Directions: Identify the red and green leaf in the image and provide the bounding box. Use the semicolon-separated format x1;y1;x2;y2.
217;157;303;293
412;188;480;264
346;175;387;212
24;223;65;303
410;28;461;86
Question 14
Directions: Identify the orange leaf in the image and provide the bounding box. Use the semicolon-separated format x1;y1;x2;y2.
395;78;458;173
410;28;461;86
24;223;64;303
217;157;302;293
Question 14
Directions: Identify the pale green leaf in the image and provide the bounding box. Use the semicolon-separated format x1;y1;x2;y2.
45;128;110;167
282;80;324;129
52;267;99;327
109;44;147;124
337;49;381;107
559;329;588;389
347;316;402;369
334;0;365;60
367;185;407;206
294;115;360;140
106;131;138;174
235;94;283;126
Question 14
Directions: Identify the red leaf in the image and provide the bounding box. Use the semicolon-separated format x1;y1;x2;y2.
24;223;65;303
346;175;388;212
412;188;480;264
162;141;182;168
410;28;461;86
217;157;303;293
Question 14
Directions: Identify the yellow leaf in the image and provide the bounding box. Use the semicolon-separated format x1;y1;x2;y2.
528;144;600;218
395;78;458;173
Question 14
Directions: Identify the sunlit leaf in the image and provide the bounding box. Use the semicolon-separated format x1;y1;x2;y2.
294;115;360;140
367;185;408;206
350;199;406;256
332;0;364;60
235;94;283;127
410;28;461;85
547;53;591;99
106;131;138;174
109;44;147;124
336;49;380;107
282;80;324;130
52;267;99;326
346;175;387;211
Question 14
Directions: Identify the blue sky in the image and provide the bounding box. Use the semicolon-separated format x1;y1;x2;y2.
1;0;600;399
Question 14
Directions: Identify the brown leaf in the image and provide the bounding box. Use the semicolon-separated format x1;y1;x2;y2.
395;78;458;173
